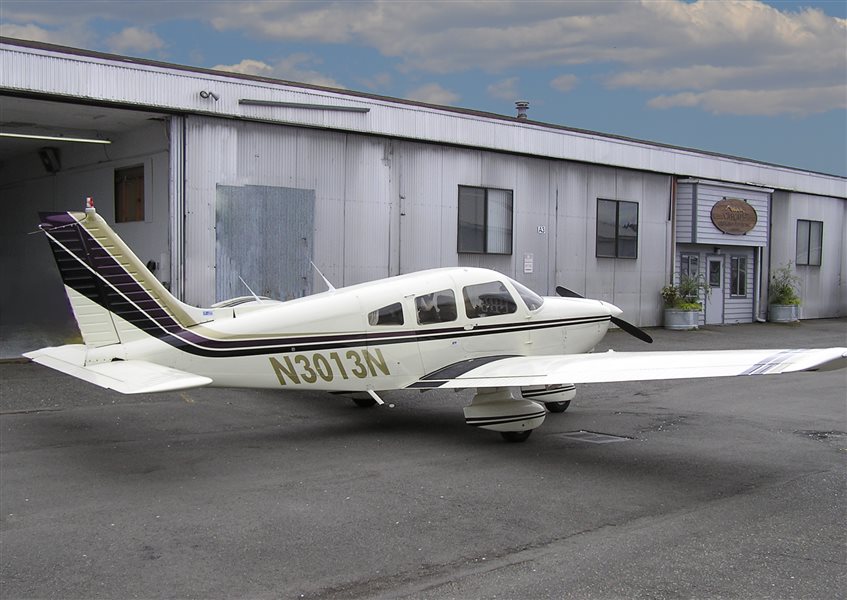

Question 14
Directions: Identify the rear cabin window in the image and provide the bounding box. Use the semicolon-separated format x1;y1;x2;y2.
415;290;457;325
368;302;404;326
463;281;518;318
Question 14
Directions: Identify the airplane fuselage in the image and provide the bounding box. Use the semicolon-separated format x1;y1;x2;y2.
82;267;618;393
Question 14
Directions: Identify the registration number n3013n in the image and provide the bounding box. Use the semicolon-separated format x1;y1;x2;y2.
269;348;390;385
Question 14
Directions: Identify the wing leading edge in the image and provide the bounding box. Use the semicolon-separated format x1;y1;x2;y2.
409;348;847;389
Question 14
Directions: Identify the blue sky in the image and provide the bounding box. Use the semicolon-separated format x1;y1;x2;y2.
2;1;845;176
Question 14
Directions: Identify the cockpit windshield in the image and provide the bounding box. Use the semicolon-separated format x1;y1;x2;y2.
511;280;544;311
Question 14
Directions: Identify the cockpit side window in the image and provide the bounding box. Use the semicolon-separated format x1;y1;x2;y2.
463;281;518;318
415;289;457;325
368;302;404;326
511;280;544;311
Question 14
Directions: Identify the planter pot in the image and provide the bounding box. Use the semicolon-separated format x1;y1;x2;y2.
664;308;699;330
769;304;799;323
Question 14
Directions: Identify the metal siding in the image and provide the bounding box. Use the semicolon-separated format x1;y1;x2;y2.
398;143;448;273
675;183;695;244
724;248;755;323
3;42;845;198
694;183;770;247
216;184;314;302
341;137;392;286
168;116;185;300
554;163;591;297
771;191;846;319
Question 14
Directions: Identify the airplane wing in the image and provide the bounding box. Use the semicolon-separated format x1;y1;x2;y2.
409;348;847;389
24;345;213;394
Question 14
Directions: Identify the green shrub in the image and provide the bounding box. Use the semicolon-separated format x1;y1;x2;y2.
661;274;710;310
769;262;801;305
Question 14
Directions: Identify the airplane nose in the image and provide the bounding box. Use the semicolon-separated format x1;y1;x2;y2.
600;301;623;317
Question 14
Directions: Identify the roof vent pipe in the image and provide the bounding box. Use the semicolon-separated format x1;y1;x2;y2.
515;101;529;119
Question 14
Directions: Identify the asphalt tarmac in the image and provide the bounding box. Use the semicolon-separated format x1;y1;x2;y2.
1;319;845;599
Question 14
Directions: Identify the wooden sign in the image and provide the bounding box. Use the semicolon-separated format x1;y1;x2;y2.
711;198;757;235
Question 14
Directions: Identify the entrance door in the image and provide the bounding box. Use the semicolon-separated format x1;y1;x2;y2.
705;256;724;325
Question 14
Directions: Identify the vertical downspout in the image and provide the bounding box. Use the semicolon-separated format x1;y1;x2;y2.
668;177;677;284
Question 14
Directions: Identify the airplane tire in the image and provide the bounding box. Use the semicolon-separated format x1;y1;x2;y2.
501;430;533;443
545;400;571;413
352;397;377;408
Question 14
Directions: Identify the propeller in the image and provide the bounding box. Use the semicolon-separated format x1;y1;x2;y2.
555;286;653;344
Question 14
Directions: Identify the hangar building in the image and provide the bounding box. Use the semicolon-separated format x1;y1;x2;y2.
1;37;845;356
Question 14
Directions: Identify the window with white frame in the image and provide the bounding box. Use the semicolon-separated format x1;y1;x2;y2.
596;199;638;259
730;256;747;297
680;253;699;278
457;186;513;254
796;220;823;266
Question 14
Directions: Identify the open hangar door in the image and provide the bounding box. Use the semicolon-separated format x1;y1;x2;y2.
0;96;173;358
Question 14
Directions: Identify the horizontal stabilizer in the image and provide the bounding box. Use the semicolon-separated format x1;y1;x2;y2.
24;345;213;394
410;347;847;389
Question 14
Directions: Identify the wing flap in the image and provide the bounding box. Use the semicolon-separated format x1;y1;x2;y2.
24;345;213;394
412;348;847;389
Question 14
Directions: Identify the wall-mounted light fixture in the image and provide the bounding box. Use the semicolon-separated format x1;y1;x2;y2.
199;90;220;101
0;132;112;144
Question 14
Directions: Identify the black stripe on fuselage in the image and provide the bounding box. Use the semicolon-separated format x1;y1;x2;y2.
44;213;611;359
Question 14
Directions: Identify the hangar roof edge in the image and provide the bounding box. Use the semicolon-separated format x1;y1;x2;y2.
2;36;845;196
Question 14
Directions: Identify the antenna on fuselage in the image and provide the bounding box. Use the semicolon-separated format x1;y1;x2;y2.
311;261;336;292
238;276;263;304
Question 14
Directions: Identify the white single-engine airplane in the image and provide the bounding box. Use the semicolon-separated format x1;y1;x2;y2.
25;202;847;442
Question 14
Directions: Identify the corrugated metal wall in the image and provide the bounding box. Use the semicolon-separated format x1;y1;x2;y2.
771;191;846;319
181;115;672;324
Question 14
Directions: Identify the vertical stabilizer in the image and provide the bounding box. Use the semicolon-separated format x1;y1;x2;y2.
39;207;203;346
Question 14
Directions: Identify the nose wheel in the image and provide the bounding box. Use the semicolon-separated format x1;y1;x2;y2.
500;430;533;443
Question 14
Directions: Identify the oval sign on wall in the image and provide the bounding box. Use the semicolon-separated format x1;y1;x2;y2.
711;198;758;235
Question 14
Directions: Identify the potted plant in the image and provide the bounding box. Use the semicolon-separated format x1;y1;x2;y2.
661;274;709;330
769;262;801;323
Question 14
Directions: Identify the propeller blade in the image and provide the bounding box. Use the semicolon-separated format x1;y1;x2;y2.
555;285;584;299
610;316;653;344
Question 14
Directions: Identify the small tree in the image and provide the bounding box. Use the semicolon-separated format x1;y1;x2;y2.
661;274;710;310
769;262;801;305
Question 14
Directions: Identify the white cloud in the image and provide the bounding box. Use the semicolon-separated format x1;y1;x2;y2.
405;83;460;105
647;86;847;116
0;22;88;47
487;77;520;100
550;74;578;93
2;0;845;116
213;54;344;88
106;27;165;54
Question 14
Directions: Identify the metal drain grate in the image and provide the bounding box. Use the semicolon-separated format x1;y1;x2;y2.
556;430;632;444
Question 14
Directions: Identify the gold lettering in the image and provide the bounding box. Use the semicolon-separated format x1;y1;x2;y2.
269;356;299;386
329;352;348;379
347;350;368;379
313;353;334;382
295;354;318;384
363;348;390;377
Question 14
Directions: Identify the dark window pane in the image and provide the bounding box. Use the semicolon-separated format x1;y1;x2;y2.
796;220;810;265
596;199;617;257
617;201;638;258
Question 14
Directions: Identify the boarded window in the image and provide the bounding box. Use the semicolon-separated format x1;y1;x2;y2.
457;186;513;254
114;165;144;223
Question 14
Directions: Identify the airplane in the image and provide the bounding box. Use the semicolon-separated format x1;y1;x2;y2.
24;201;847;442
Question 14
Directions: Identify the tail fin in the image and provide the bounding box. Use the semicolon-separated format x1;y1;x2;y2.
39;208;207;346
